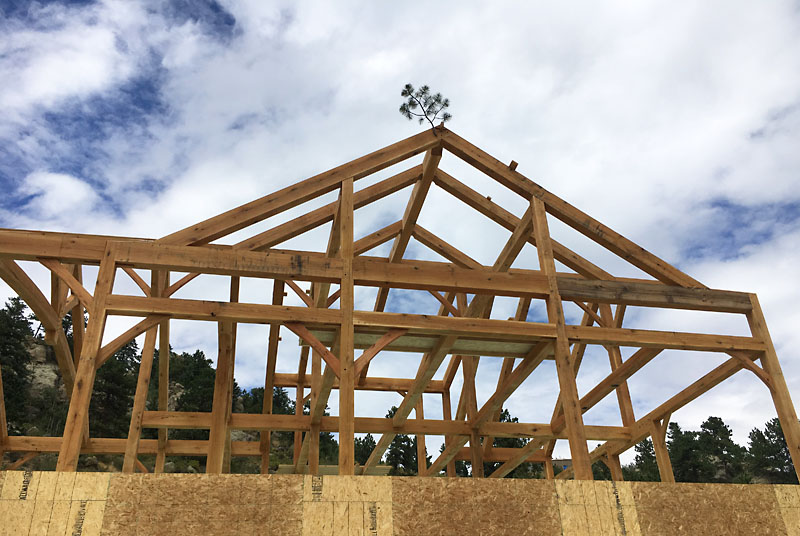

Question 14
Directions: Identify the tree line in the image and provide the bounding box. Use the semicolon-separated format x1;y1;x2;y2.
0;298;796;482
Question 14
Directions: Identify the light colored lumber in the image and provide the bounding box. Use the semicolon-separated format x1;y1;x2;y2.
40;258;94;311
442;131;704;287
747;294;800;482
373;147;442;311
260;280;285;473
284;322;341;377
96;315;166;367
532;196;592;480
56;244;117;471
206;319;235;473
122;326;158;472
121;266;151;296
651;414;675;483
160;129;443;246
0;259;76;392
237;166;420;251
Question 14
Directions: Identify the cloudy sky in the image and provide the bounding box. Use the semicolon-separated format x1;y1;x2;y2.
1;0;799;462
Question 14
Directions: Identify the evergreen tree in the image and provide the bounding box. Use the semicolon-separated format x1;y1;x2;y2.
354;433;377;465
0;297;33;432
748;418;798;484
482;409;541;478
384;406;427;475
622;439;660;481
90;340;139;438
696;416;746;482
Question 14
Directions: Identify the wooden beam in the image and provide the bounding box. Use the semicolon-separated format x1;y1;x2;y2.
412;225;483;270
532;196;592;480
70;265;85;368
3;231;753;312
286;279;313;307
599;304;635;427
260;280;285;473
355;329;408;381
651;415;675;483
7;451;39;471
206;319;235;473
155;273;170;473
160;129;442;246
472;341;551;426
338;178;355;475
415;397;427;475
442;130;704;287
121;267;151;296
96;315;166;368
424;435;469;476
293;346;310;465
747;294;800;482
373;147;443;312
56;244;117;471
432;169;613;280
441;391;456;476
602;454;624;481
0;259;76;393
284;322;341;377
40;259;94;311
122;326;158;472
353;221;402;256
237;166;420;251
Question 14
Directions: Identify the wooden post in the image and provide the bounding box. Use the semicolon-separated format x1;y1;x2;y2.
544;458;555;480
309;349;321;475
155;271;170;473
415;397;427;475
260;280;285;474
207;319;235;473
747;294;800;482
442;391;456;477
531;197;592;480
602;454;624;481
599;304;636;427
293;346;310;464
650;415;674;483
338;177;355;475
56;244;117;471
71;264;85;366
122;326;159;472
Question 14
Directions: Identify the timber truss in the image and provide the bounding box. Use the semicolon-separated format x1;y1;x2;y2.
0;126;798;481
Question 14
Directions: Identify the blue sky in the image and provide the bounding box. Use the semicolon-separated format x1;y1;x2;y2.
1;0;799;460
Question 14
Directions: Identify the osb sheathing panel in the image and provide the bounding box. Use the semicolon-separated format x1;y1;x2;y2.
632;481;788;535
2;471;800;535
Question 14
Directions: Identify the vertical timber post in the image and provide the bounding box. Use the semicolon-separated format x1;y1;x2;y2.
338;177;355;475
442;390;456;477
747;294;800;482
56;244;117;471
155;271;170;473
650;416;675;483
122;326;159;473
531;197;593;480
260;280;285;474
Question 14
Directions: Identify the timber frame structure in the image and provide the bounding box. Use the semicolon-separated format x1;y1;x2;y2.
0;125;798;482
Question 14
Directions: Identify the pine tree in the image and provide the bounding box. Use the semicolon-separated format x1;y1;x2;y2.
748;418;798;484
0;297;33;432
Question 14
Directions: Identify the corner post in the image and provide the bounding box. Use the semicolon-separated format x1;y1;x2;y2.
747;294;800;482
338;177;355;475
